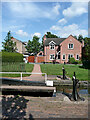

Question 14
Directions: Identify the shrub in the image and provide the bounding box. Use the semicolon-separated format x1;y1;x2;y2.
82;60;90;69
76;60;82;64
69;57;75;64
1;52;23;62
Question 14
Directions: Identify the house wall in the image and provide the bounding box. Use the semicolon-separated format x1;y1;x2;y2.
60;35;82;63
11;38;26;54
44;35;82;63
44;46;60;63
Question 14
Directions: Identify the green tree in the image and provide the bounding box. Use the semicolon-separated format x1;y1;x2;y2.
74;35;77;39
2;31;17;52
26;36;41;55
82;37;90;69
46;32;58;38
78;34;84;43
82;37;90;60
25;40;33;53
32;36;41;55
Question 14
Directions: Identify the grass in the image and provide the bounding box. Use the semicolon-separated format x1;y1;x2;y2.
40;64;88;81
1;63;34;77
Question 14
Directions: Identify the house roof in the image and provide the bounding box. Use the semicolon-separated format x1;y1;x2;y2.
11;37;26;45
44;38;66;46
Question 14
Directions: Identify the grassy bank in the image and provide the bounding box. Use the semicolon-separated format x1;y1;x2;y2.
40;64;88;81
1;63;34;77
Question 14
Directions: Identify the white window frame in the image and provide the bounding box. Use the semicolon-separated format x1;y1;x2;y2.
68;54;73;60
62;54;66;60
76;54;79;60
50;54;55;60
49;41;56;50
49;44;55;50
68;43;74;49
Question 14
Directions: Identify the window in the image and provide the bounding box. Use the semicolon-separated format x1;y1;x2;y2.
50;44;55;50
76;55;79;60
50;54;55;60
68;54;73;59
63;54;65;60
57;51;60;59
68;44;73;49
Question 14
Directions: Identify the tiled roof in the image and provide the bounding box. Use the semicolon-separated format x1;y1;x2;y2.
11;37;26;45
44;38;66;46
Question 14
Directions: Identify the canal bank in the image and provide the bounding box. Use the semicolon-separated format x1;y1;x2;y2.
1;93;88;119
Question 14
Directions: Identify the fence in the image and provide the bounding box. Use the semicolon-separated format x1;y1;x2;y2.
0;72;47;83
2;62;26;72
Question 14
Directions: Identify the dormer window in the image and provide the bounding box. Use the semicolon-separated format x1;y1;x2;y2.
50;44;55;50
49;41;56;50
68;43;74;49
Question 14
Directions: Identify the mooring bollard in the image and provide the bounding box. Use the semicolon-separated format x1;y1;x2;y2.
72;72;79;101
62;66;65;80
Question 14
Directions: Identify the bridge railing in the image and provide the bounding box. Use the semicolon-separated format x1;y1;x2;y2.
0;72;47;83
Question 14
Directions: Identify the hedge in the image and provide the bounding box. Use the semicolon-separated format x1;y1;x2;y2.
1;52;23;62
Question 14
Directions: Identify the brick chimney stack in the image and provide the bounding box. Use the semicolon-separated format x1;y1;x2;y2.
82;40;84;47
43;34;47;45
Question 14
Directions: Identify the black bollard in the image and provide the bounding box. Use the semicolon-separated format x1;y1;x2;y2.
62;66;65;80
72;72;79;101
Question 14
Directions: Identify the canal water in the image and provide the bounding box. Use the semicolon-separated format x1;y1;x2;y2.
55;85;89;95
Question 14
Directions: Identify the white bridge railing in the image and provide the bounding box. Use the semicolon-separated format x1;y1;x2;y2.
0;72;47;83
0;72;54;86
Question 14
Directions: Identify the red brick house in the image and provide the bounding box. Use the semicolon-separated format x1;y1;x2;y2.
43;35;84;63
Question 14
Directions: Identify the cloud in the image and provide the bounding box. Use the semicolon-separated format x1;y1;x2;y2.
31;32;41;38
2;25;25;32
52;3;61;15
63;2;88;18
7;2;60;19
58;18;67;25
50;25;61;31
16;30;29;37
50;23;88;37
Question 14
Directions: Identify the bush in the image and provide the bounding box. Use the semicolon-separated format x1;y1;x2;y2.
69;57;75;64
1;52;23;62
82;60;90;69
76;60;82;64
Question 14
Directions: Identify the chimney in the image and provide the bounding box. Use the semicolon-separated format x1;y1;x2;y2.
82;40;84;47
43;34;47;45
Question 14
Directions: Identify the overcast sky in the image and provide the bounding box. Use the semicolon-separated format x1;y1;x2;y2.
1;0;89;50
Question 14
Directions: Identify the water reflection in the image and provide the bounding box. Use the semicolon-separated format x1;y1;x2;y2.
55;85;88;95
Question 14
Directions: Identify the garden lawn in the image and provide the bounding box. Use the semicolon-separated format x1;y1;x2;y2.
40;64;88;81
1;63;34;77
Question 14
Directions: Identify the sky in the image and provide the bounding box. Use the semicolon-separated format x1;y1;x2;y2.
0;0;89;50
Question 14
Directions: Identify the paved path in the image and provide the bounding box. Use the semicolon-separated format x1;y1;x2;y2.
28;64;44;81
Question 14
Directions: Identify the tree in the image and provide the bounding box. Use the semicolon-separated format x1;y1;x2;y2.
74;35;77;39
25;40;33;53
45;32;58;38
82;37;90;69
32;36;41;55
82;37;89;60
2;31;17;52
78;34;84;43
26;36;41;55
